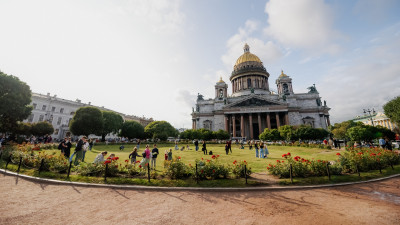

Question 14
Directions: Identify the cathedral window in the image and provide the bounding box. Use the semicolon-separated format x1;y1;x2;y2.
203;120;212;130
247;78;252;88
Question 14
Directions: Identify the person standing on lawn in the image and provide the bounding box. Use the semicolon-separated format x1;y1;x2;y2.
65;137;72;158
151;144;159;169
82;139;89;162
194;139;199;151
73;136;87;165
93;151;108;164
259;141;264;158
140;145;151;168
202;141;207;155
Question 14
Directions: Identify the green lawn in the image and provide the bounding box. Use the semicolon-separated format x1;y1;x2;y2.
51;143;342;173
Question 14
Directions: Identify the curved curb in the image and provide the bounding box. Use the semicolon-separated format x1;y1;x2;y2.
1;169;399;192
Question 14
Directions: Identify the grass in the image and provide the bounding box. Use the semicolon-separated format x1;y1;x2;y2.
70;143;342;173
2;143;398;187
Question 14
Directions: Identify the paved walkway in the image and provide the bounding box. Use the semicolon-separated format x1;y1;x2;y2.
1;174;400;224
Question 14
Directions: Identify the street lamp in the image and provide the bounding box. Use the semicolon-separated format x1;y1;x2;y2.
363;108;376;126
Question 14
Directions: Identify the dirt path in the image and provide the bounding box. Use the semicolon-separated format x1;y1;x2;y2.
1;174;399;225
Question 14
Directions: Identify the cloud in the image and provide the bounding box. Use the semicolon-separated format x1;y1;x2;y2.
222;20;283;69
353;0;398;24
263;0;343;55
318;23;400;124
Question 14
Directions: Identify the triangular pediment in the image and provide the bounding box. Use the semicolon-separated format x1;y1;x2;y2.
225;95;285;109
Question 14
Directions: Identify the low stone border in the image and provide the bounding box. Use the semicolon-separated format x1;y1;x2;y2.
1;168;399;192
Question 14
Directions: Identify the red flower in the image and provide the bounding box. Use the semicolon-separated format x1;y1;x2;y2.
282;154;286;158
267;167;270;170
178;156;181;159
139;165;142;168
104;160;111;164
282;160;284;163
125;160;129;163
336;153;341;156
114;157;119;160
201;170;204;174
211;155;216;159
201;158;204;160
107;157;111;160
145;163;149;166
212;169;215;173
287;152;291;156
136;160;140;163
217;155;220;158
357;152;363;155
277;160;280;163
233;160;237;165
294;158;299;161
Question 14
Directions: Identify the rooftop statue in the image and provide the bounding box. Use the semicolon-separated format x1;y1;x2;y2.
197;93;204;101
307;84;319;94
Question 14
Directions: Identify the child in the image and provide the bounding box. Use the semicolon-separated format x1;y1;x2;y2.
164;149;168;161
186;144;191;150
129;147;141;164
119;145;125;151
167;148;172;161
254;141;259;158
180;146;185;151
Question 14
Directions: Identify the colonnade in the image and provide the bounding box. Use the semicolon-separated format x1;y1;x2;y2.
224;112;289;139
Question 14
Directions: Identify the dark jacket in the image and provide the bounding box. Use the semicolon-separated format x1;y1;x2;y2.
75;139;84;151
152;148;159;158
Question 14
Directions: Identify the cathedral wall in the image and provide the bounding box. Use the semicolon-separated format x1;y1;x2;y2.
213;115;225;131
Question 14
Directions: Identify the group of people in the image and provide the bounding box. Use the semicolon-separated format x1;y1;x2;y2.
378;137;393;150
58;136;94;165
241;140;270;158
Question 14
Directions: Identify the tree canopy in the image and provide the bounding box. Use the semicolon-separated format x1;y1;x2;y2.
259;128;281;141
120;120;144;139
101;111;123;141
144;121;178;141
384;96;400;126
69;107;103;137
31;121;54;137
0;71;32;133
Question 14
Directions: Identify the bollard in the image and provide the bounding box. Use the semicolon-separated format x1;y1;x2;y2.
356;164;360;177
0;151;2;161
147;164;150;182
17;157;22;174
289;164;293;184
38;158;44;175
378;162;382;174
244;165;248;185
326;163;331;181
104;163;108;182
195;163;199;184
67;161;73;178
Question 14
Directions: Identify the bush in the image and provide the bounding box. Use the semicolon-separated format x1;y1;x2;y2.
231;160;252;178
196;155;229;180
165;156;191;179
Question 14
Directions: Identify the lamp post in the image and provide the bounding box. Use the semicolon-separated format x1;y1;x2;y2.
363;108;376;126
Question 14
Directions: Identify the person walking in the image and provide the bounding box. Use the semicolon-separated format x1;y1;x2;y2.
88;139;94;151
225;143;229;155
73;136;87;166
65;137;72;158
263;141;269;158
194;140;199;151
379;137;386;149
167;148;173;161
129;147;141;164
151;144;159;170
136;139;141;150
227;139;232;154
254;141;259;158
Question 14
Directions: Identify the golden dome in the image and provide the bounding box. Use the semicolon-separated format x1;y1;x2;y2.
217;76;225;83
234;44;262;66
279;70;288;78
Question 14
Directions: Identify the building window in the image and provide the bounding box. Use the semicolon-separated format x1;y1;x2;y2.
203;120;212;130
247;78;252;88
32;103;37;109
39;115;44;122
49;115;54;123
54;129;59;135
28;114;34;122
57;117;62;125
60;108;64;113
51;106;56;112
42;105;47;111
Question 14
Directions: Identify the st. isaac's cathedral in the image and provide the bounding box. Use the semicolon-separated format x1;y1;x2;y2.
191;44;331;140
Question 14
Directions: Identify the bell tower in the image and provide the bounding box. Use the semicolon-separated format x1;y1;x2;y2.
215;77;228;99
276;70;293;95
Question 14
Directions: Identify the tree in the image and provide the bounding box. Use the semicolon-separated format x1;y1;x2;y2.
144;121;178;141
346;126;373;143
120;121;144;139
15;122;32;136
0;71;32;133
259;128;281;141
331;120;360;140
101;111;123;141
278;125;294;141
384;96;400;126
69;107;103;137
31;122;54;137
213;129;230;140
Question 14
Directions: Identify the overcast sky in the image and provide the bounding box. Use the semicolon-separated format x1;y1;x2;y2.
1;0;399;129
